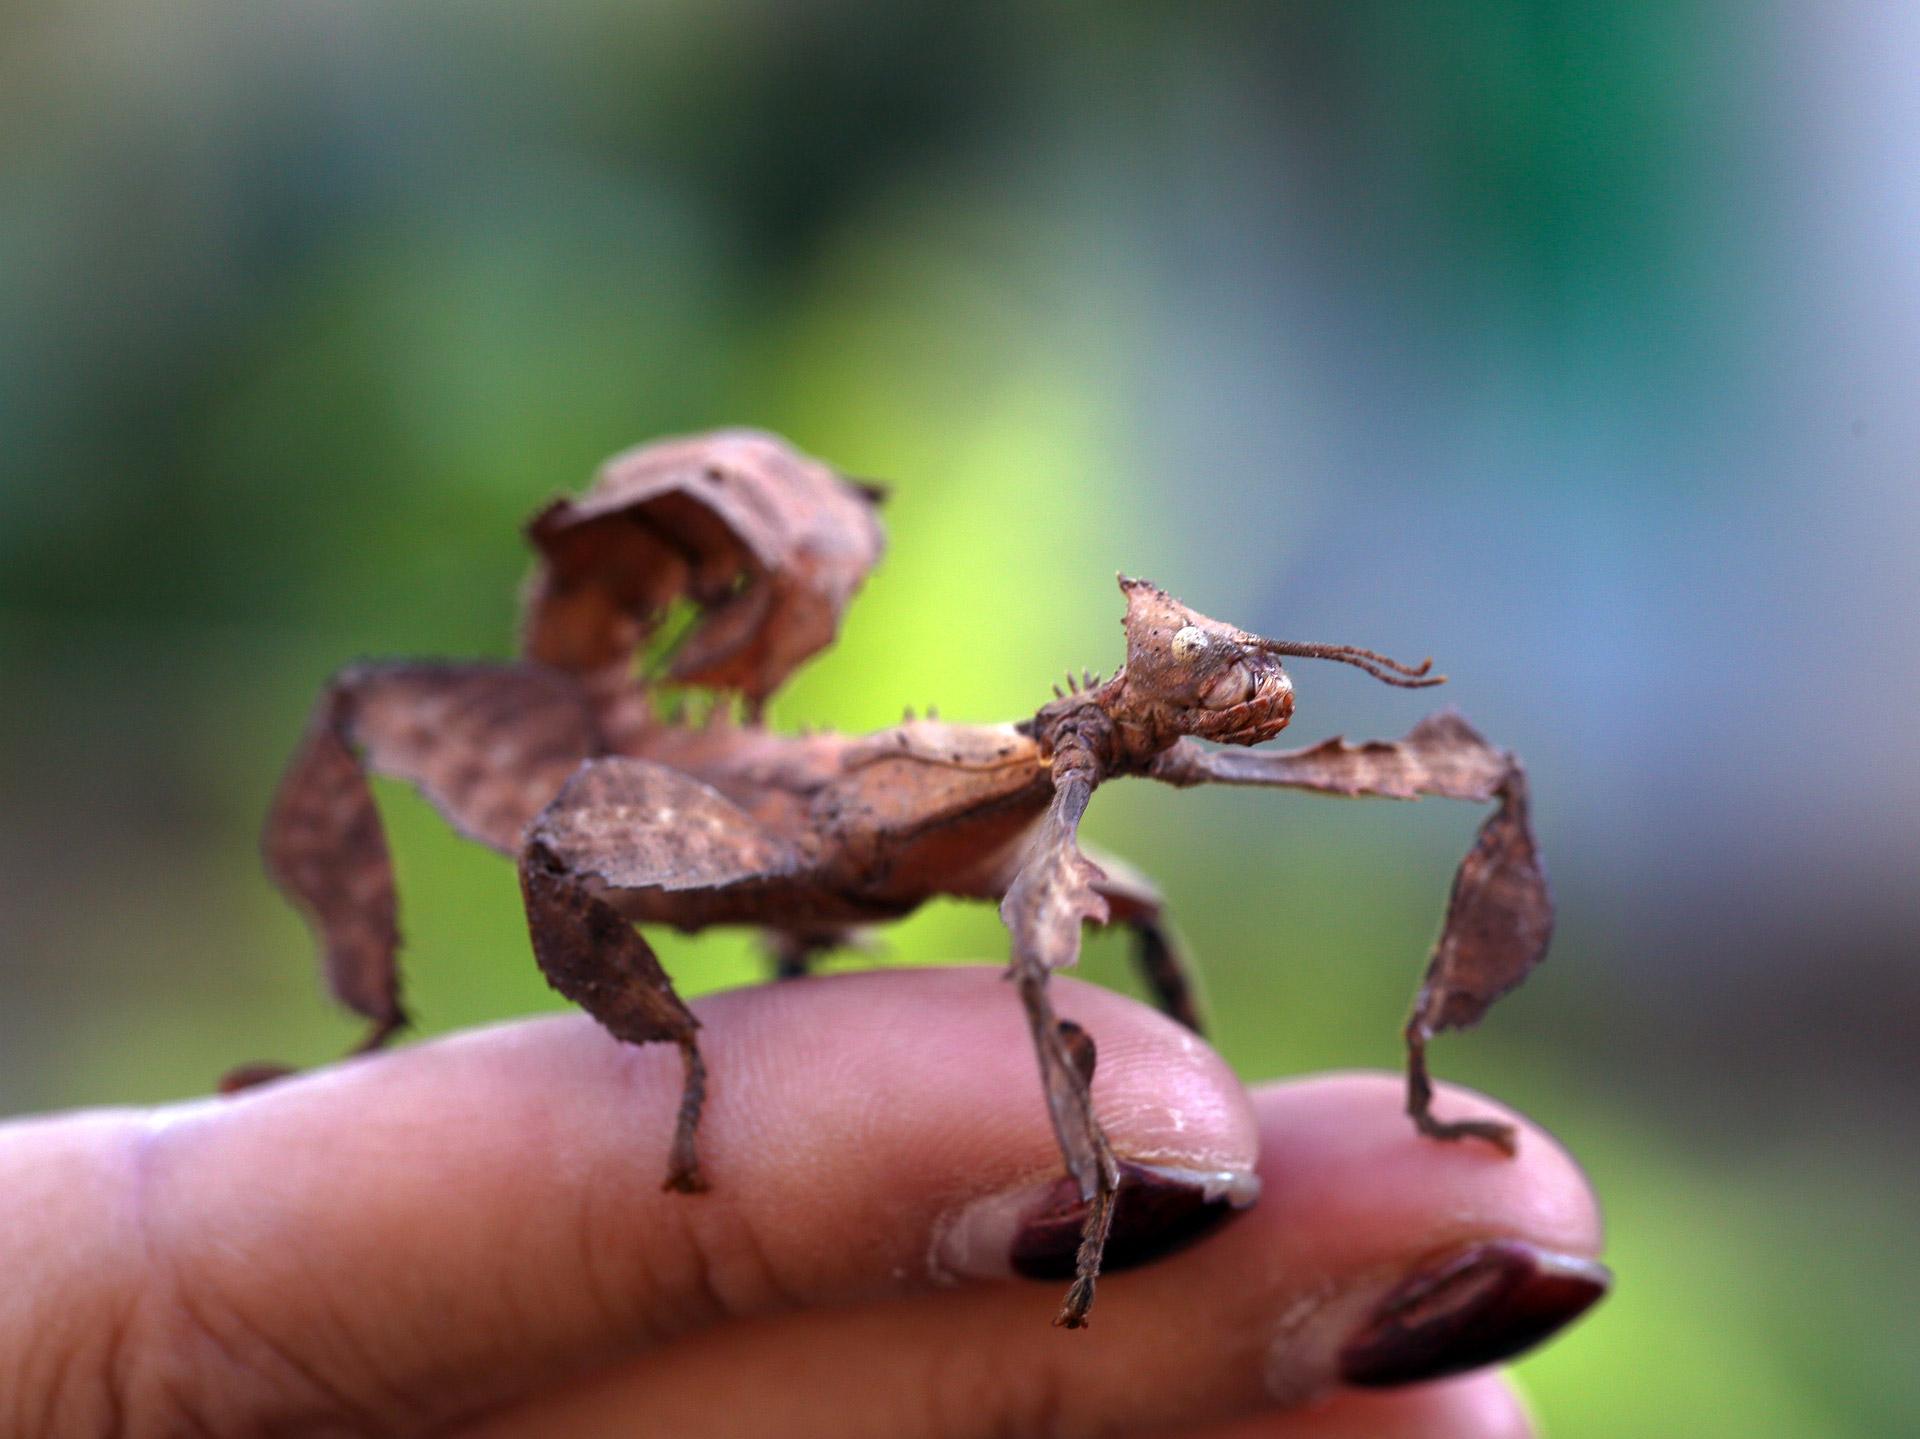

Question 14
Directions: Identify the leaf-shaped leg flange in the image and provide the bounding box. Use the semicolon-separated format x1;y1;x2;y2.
1149;711;1554;1154
519;843;710;1192
1402;763;1551;1154
233;662;602;1091
519;756;807;1191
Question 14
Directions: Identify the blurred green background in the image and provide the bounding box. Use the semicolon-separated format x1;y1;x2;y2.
4;2;1917;1433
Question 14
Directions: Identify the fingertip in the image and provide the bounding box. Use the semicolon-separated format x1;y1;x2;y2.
1248;1072;1602;1261
1214;1072;1603;1408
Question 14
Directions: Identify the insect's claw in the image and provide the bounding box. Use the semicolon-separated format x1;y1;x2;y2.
1412;1111;1519;1156
1054;1278;1097;1328
662;1164;711;1194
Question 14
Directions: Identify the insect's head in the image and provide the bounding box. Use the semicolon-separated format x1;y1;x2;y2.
1114;577;1444;749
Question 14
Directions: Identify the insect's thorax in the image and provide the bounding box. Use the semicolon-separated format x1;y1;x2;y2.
805;720;1053;900
618;714;1052;896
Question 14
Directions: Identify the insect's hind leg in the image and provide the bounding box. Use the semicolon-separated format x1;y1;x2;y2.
219;1013;408;1095
230;661;602;1095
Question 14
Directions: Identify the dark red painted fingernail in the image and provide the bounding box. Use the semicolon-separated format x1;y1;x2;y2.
1339;1240;1610;1388
1009;1162;1254;1280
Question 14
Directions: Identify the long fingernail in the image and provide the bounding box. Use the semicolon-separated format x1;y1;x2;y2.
933;1163;1258;1285
1339;1240;1610;1388
1011;1162;1258;1279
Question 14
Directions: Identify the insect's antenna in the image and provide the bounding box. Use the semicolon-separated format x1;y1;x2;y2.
1253;638;1447;688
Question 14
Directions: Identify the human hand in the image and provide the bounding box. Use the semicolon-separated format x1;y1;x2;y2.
0;969;1605;1436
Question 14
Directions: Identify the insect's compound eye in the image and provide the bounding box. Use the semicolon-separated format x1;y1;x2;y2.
1171;625;1208;661
1199;663;1257;708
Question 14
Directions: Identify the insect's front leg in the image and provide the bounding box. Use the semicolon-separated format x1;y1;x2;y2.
1007;953;1121;1327
1398;760;1546;1153
999;755;1124;1327
1150;711;1552;1155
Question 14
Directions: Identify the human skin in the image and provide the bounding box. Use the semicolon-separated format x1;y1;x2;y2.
0;970;1606;1437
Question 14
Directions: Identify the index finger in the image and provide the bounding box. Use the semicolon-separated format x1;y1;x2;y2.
9;969;1256;1432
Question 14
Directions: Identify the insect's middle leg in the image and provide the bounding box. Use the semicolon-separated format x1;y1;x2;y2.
768;933;817;980
519;843;711;1191
520;755;809;1193
761;925;870;981
1085;848;1204;1036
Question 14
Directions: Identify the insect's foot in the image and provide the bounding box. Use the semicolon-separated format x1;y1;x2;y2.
1415;1113;1519;1157
218;1062;297;1094
1053;1277;1096;1329
662;1162;711;1194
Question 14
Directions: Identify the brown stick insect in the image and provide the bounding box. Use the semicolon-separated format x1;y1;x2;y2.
242;429;1553;1328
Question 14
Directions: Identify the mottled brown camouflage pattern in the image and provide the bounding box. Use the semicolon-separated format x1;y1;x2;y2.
248;431;1554;1329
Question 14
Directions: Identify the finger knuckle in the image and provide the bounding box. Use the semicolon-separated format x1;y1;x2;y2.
110;1121;402;1437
